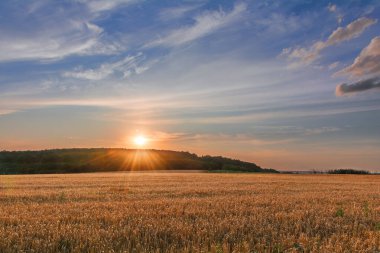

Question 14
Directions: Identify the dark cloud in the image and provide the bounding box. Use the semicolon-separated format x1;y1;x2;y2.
336;77;380;96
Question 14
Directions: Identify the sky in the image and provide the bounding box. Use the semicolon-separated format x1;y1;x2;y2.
1;0;380;171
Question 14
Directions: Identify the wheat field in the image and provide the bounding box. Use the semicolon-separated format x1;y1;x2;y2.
0;172;379;252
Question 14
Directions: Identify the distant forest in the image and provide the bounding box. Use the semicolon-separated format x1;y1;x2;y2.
327;169;370;175
0;149;278;174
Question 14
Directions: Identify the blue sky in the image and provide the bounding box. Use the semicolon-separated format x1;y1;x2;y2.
1;0;380;171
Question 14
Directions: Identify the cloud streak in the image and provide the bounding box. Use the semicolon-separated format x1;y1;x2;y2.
63;53;147;80
145;131;296;147
147;3;247;48
158;4;202;21
77;0;137;13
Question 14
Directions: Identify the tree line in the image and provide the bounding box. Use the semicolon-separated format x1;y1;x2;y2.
0;149;278;174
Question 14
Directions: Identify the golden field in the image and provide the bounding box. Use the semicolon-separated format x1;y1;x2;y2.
0;172;379;252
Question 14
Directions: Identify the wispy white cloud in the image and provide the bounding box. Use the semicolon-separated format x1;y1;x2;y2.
77;0;137;13
0;1;128;62
304;126;340;136
158;4;202;21
0;21;113;62
146;3;247;48
0;97;134;117
328;61;340;70
281;42;324;67
255;13;303;35
0;110;18;116
327;3;337;13
282;17;377;67
63;65;114;81
327;3;343;24
62;53;147;80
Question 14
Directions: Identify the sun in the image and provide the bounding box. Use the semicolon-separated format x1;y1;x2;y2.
133;135;147;147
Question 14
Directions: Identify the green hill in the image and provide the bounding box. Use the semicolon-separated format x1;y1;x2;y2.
0;149;277;174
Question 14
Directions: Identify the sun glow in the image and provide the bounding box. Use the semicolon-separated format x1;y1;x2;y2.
133;135;147;147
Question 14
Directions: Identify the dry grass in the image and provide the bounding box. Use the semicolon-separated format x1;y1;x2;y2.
0;173;379;252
